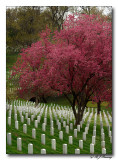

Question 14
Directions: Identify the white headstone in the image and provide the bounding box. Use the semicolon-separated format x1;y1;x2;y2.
59;131;63;140
27;118;30;125
41;149;46;154
35;120;38;128
21;116;24;123
92;136;96;145
101;141;105;148
63;144;67;154
31;115;34;121
93;126;96;130
66;126;69;134
7;133;11;145
102;148;106;154
58;122;61;130
79;140;83;149
63;121;66;127
80;121;83;128
15;121;19;130
75;149;80;154
109;131;111;137
8;110;11;117
101;133;105;141
90;143;94;154
41;134;45;145
83;132;86;141
70;123;73;130
67;119;69;125
28;143;33;154
25;113;28;119
69;136;73;144
61;117;63;123
42;123;46;132
23;124;27;134
17;137;22;151
51;139;56;150
101;128;104;135
110;136;112;143
50;127;54;136
32;128;36;139
93;130;96;136
8;117;11;126
74;129;77;138
51;120;53;127
14;114;17;121
77;125;80;132
44;117;47;125
85;127;88;134
56;119;59;125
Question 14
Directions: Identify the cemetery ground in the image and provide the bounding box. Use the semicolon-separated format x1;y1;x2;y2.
6;99;112;154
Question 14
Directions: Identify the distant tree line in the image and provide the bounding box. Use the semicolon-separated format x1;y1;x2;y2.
6;6;112;53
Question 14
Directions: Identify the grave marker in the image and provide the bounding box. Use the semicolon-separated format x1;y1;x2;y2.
27;118;30;125
23;124;27;134
7;133;11;145
102;148;106;154
74;129;77;138
70;123;73;130
79;140;83;149
93;130;96;136
69;136;73;144
92;136;96;145
17;137;22;151
90;143;94;154
32;128;36;139
28;143;33;154
75;149;80;154
66;125;69;134
83;132;86;141
63;144;67;154
35;120;38;128
8;117;11;126
77;125;80;132
41;134;45;145
51;139;56;150
41;149;46;154
50;127;54;136
42;123;46;132
101;141;105;148
59;131;63;140
15;121;18;130
21;116;24;123
101;133;105;141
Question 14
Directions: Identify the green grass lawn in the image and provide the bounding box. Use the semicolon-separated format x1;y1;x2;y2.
6;102;112;154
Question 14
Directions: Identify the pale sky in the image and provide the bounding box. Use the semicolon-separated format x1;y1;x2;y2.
6;6;112;16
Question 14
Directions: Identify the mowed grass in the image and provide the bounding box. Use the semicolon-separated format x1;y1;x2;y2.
6;103;112;154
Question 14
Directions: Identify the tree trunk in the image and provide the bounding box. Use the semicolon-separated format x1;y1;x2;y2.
42;95;47;103
97;100;101;114
35;96;39;106
75;106;84;125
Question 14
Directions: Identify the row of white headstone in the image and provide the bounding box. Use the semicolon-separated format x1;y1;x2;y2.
7;132;82;154
7;103;112;154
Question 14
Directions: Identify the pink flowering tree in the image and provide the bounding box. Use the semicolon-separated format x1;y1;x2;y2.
92;80;112;114
11;14;112;124
11;28;53;105
42;14;112;124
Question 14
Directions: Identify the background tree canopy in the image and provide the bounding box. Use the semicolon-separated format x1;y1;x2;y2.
6;6;112;54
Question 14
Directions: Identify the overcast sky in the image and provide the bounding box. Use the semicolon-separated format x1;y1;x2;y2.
6;6;112;15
